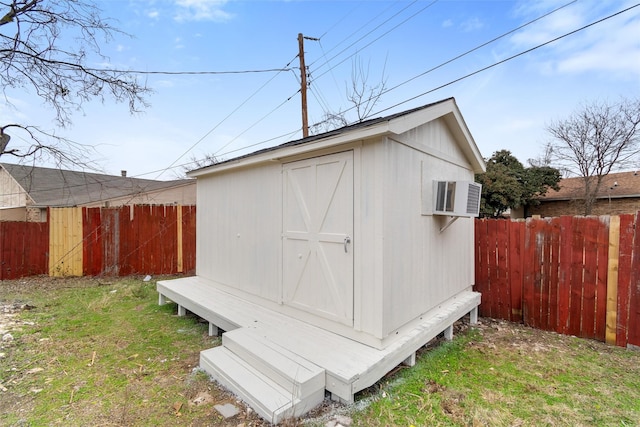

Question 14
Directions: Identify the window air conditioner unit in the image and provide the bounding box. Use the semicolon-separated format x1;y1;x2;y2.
433;180;482;217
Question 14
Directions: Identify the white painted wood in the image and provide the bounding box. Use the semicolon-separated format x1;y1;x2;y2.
195;163;282;301
158;293;166;305
209;323;218;337
222;328;324;400
200;347;325;424
402;352;416;367
158;277;480;404
470;306;478;324
177;305;186;317
444;325;454;340
282;151;354;326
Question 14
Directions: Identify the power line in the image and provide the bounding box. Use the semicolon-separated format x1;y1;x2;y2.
378;0;578;102
81;67;294;75
310;0;427;77
151;54;300;179
306;0;582;127
369;3;640;119
308;0;403;69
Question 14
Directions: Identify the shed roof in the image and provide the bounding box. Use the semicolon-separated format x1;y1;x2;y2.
1;163;193;207
539;171;640;201
189;98;485;177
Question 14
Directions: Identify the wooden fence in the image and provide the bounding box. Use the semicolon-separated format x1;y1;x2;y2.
474;214;640;348
0;205;196;280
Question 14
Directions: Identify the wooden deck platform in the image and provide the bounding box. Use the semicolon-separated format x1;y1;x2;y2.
157;276;480;422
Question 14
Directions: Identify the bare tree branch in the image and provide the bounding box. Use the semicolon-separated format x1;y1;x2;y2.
0;0;150;167
546;97;640;215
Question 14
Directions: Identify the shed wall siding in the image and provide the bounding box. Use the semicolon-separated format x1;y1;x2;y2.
192;115;479;344
196;164;282;301
380;121;475;336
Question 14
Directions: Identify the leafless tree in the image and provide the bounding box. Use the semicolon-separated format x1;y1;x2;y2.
312;57;387;134
177;153;220;177
545;97;640;215
347;57;388;123
0;0;150;166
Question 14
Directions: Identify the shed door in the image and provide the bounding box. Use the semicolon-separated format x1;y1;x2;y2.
282;151;354;326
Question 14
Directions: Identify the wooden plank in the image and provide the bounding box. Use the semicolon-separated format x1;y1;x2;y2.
495;219;510;320
522;218;537;327
595;216;609;342
182;205;197;273
508;220;524;322
626;212;640;347
540;219;553;330
49;207;83;277
580;217;599;339
616;214;634;347
474;219;491;317
547;218;561;332
102;208;120;276
567;216;585;337
557;216;573;335
82;207;103;276
606;216;621;345
527;218;541;328
487;220;499;318
118;206;133;276
177;206;183;273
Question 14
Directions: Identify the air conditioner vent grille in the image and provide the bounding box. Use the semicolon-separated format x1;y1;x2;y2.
466;183;481;215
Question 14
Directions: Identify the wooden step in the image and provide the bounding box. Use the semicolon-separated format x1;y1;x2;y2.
222;327;324;400
200;346;325;424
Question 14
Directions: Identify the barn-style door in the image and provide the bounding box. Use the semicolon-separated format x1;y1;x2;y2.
282;151;354;326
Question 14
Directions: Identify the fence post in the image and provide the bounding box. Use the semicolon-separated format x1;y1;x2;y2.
605;215;620;345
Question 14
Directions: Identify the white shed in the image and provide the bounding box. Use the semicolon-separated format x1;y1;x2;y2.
158;97;486;423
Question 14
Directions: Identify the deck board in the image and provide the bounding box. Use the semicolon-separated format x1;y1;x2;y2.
157;276;480;400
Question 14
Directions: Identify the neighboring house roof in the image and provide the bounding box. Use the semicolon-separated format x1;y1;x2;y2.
1;162;194;207
189;97;486;177
539;171;640;201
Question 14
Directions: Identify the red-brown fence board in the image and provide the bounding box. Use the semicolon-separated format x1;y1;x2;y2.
595;217;609;342
102;208;120;276
0;221;49;280
581;217;599;339
495;220;510;320
557;216;573;335
182;205;197;274
82;207;103;276
474;214;639;349
522;219;537;327
627;212;640;347
616;214;634;346
508;220;524;322
547;218;561;332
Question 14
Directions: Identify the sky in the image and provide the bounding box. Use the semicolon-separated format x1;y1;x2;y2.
2;0;640;180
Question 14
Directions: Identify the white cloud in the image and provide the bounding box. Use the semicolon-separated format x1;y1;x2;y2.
147;9;160;19
508;1;640;78
173;0;233;23
461;17;483;32
441;19;453;28
174;37;185;49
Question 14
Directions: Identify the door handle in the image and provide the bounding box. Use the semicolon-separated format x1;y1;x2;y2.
344;236;351;253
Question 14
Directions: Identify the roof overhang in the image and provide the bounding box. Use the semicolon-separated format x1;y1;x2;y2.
188;98;486;178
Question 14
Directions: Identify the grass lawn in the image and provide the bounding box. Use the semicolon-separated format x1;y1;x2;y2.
1;276;639;426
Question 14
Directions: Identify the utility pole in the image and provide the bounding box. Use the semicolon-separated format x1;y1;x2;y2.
298;33;318;138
